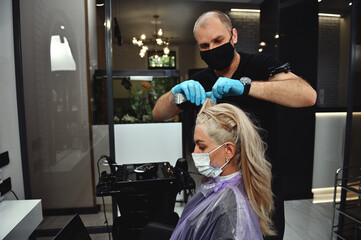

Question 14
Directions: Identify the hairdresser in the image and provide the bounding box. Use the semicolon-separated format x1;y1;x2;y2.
152;10;317;239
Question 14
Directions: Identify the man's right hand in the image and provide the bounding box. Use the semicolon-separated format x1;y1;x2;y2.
172;80;206;106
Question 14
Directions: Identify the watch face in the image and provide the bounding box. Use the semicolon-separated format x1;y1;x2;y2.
240;77;252;84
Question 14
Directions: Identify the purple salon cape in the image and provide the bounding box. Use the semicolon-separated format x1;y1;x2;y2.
170;173;263;240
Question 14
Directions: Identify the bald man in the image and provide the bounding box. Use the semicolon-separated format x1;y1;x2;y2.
153;11;316;239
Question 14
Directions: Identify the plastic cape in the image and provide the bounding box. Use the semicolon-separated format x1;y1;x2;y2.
170;173;263;240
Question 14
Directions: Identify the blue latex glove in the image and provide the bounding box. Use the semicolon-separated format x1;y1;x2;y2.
212;77;244;99
206;92;217;104
172;80;206;106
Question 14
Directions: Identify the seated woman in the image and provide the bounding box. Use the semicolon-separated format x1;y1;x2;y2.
170;99;275;240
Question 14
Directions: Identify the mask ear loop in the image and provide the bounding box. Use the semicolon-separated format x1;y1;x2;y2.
209;143;225;155
220;157;231;169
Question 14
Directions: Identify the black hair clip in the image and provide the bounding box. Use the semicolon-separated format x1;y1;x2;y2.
268;62;291;77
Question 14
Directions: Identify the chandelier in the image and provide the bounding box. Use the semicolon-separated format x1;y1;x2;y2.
132;15;170;58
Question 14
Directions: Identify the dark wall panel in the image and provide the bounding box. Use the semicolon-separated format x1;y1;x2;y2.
278;0;318;200
261;0;318;200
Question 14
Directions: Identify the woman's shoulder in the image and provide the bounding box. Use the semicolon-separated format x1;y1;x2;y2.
218;177;249;204
217;182;245;202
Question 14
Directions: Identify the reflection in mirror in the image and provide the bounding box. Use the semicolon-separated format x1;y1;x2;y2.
50;35;76;71
19;0;95;215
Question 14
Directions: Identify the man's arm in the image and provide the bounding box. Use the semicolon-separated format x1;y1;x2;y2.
152;90;182;121
249;72;317;107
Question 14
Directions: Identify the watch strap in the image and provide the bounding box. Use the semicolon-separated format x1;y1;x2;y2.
240;77;251;96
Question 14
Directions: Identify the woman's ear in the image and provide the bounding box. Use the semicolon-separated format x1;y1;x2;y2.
225;142;236;159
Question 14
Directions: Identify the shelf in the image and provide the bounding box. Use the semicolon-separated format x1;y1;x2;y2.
94;69;180;79
336;200;361;224
333;222;361;240
336;180;361;196
332;166;361;240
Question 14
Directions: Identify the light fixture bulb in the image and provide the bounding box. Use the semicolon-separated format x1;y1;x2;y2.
141;34;146;40
132;37;137;45
158;29;163;36
156;38;163;45
260;41;266;46
274;34;279;39
163;46;170;55
258;48;263;52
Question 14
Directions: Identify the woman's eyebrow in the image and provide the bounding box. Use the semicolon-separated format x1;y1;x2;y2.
195;139;205;144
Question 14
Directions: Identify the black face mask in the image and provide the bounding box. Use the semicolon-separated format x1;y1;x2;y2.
200;40;235;71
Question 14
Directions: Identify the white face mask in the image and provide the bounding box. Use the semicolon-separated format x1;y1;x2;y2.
192;143;231;178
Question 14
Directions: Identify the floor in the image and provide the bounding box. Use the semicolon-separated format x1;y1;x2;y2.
283;200;335;240
35;199;336;240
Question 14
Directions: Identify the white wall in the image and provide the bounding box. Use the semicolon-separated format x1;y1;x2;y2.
0;0;25;200
312;112;346;203
312;112;346;189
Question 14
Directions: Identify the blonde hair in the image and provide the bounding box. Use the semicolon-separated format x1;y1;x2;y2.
196;99;275;236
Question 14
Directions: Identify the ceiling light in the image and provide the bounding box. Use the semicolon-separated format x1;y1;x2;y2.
163;46;170;55
132;15;171;58
318;13;341;17
129;76;153;81
96;0;104;7
230;8;260;13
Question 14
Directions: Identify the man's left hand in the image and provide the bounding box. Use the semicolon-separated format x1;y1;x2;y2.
212;77;244;99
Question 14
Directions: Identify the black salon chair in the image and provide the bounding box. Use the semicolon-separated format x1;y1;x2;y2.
108;158;195;240
137;158;195;240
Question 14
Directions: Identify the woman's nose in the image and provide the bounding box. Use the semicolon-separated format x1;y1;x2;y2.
193;146;200;154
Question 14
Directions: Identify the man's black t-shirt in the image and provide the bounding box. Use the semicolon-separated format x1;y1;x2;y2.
184;51;282;173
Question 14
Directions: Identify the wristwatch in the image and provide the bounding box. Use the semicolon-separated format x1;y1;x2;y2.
240;77;252;96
